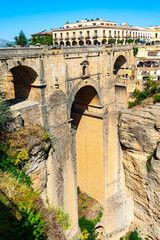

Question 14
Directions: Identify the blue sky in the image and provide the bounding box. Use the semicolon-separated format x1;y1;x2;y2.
0;0;160;41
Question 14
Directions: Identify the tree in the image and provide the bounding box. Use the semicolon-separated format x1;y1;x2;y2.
108;38;116;44
14;30;28;47
128;39;134;44
47;34;53;46
135;38;140;44
118;40;124;44
133;47;138;56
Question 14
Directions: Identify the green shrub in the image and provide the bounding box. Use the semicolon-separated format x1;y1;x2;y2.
79;211;103;240
79;216;97;240
42;132;51;141
133;47;138;56
77;186;80;195
146;162;151;172
98;211;103;218
108;38;116;44
118;40;124;44
0;143;32;186
55;207;71;230
128;39;134;44
129;231;142;240
12;202;46;240
128;101;136;108
128;76;160;107
154;94;160;102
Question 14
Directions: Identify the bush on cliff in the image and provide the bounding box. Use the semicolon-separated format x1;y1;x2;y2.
128;76;160;107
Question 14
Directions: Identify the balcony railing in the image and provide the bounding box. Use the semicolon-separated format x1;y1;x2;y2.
92;35;98;39
53;37;58;41
78;36;84;40
85;36;90;39
59;37;63;40
103;35;107;38
71;36;76;40
65;37;70;40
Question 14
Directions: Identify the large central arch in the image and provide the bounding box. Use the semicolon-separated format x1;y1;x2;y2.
71;85;104;204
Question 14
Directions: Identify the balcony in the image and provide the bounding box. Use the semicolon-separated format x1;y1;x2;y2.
65;37;70;40
59;37;63;40
103;35;107;38
109;35;112;38
85;36;90;39
53;37;58;41
78;36;84;40
71;36;76;40
92;35;98;39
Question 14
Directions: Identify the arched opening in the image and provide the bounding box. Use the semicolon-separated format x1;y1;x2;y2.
102;39;107;44
113;55;127;76
94;40;99;45
86;40;91;45
79;40;84;46
95;226;105;237
71;86;104;204
1;66;38;102
54;42;58;45
72;41;77;46
60;41;64;45
66;41;71;46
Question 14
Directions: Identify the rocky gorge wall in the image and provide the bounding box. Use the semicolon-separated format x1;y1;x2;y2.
119;103;160;239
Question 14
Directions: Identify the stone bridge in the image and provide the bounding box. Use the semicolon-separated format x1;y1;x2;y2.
0;45;138;239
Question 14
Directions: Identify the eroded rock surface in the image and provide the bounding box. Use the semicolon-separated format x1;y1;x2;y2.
119;103;160;239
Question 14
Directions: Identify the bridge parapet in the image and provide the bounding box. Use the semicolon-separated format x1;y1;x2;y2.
0;46;49;58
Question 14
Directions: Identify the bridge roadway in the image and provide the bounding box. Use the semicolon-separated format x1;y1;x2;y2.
0;44;147;58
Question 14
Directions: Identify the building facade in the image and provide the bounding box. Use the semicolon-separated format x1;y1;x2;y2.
51;19;152;46
148;26;160;42
136;47;160;83
31;30;51;38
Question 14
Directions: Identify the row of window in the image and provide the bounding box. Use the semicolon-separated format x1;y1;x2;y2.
54;30;151;39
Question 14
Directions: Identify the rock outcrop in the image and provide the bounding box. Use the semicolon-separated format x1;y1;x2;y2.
119;103;160;239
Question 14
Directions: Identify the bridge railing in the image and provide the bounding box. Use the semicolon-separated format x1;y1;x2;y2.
0;46;49;58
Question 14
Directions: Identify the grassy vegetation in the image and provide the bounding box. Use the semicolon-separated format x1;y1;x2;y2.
77;187;103;240
128;76;160;108
0;126;68;240
120;230;142;240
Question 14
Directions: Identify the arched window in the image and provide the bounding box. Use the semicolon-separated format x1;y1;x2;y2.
83;66;86;75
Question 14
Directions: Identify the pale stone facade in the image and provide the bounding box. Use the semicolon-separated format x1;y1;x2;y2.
52;19;152;46
148;26;160;42
136;45;160;82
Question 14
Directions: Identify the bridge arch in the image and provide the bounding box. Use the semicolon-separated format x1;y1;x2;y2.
68;79;101;115
0;64;40;102
71;84;104;205
113;55;128;76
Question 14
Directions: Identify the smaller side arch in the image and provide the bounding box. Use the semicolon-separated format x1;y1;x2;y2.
113;55;127;76
1;64;40;101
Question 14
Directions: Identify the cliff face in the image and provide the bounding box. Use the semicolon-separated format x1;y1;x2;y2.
119;103;160;239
